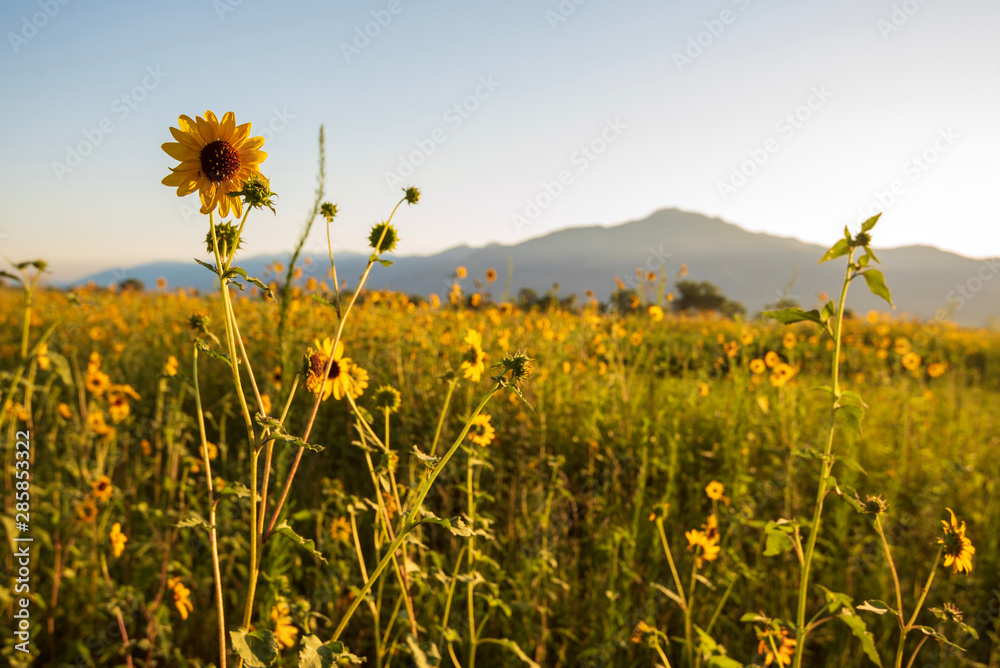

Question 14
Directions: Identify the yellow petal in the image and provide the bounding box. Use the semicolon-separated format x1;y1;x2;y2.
196;115;218;144
162;142;197;161
220;112;236;141
203;110;218;124
241;136;265;151
231;122;251;146
177;115;198;133
170;126;204;151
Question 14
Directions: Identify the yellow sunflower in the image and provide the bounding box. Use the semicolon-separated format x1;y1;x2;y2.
757;627;796;666
467;413;496;447
938;507;975;574
161;110;267;218
306;338;356;401
460;329;486;382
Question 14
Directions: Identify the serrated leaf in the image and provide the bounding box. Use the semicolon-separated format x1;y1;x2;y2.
220;482;260;502
420;513;474;537
836;609;883;666
298;635;365;667
227;265;274;300
194;258;220;275
272;429;324;453
175;512;210;530
231;628;279;668
406;635;441;668
196;340;233;365
411;445;440;467
762;308;824;326
820;239;852;264
861;269;894;308
273;520;328;564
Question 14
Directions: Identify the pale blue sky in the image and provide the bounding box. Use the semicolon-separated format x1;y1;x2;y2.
1;0;997;282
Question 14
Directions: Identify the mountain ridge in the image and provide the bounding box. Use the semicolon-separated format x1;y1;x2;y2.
67;209;1000;326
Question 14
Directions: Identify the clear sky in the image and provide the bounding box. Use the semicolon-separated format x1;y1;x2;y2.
1;0;998;283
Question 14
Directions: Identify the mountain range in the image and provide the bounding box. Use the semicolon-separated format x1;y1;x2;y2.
72;209;1000;326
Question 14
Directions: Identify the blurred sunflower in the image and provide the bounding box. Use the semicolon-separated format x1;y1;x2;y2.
161;110;267;218
467;413;496;447
460;329;486;382
938;507;975;574
109;522;128;558
306;338;355;401
270;601;299;649
756;626;796;666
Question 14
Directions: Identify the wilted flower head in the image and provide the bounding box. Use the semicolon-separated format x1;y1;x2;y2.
373;385;402;414
320;202;338;222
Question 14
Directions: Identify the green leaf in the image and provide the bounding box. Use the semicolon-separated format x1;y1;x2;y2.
837;405;864;436
406;635;441;668
298;635;365;667
820;300;836;322
272;520;328;564
419;513;474;538
763;521;795;557
175;512;210;530
231;628;279;668
310;294;338;309
226;265;274;300
839;391;869;409
861;269;894;308
913;625;965;651
761;308;824;326
834;455;867;476
861;213;881;233
819;238;851;264
484;639;541;668
220;482;260;502
271;429;324;453
377;258;393;267
817;585;853;613
652;582;686;609
194;258;220;276
836;609;883;666
196;340;233;365
707;657;743;668
857;600;895;616
411;445;440;468
740;612;771;623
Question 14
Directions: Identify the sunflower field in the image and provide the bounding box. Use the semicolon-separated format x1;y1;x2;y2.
1;114;998;668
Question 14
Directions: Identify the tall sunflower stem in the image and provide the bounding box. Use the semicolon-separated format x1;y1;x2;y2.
793;248;854;668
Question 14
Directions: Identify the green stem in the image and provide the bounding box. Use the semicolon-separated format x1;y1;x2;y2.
793;249;854;667
332;383;501;641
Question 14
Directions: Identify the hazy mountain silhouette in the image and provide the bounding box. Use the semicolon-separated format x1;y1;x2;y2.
72;209;1000;326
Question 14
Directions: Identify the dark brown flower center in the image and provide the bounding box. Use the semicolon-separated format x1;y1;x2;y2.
200;140;241;182
310;354;341;380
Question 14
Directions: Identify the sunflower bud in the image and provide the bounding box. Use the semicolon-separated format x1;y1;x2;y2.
229;174;277;214
373;385;402;414
206;222;243;256
403;186;421;205
369;222;398;254
500;351;533;385
320;202;338;222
